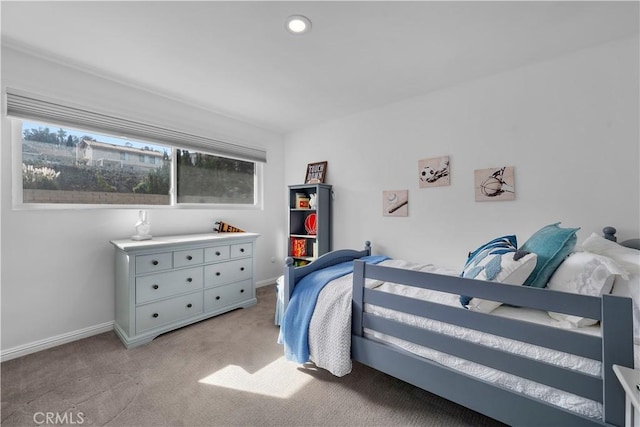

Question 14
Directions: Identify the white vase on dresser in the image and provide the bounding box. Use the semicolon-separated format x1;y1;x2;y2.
110;232;259;348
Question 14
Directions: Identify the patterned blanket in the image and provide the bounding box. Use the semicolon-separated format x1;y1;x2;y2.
278;256;387;368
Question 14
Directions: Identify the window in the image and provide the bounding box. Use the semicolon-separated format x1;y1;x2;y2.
20;121;172;205
7;89;266;208
16;120;259;207
176;150;255;204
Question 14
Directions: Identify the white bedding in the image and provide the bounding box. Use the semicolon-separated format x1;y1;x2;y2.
305;259;639;420
307;259;427;376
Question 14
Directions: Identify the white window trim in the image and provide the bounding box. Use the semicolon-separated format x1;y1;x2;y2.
11;120;264;211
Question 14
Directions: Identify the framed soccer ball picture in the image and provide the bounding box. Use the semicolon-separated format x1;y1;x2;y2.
418;156;450;188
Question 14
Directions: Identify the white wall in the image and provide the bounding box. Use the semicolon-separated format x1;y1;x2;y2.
0;47;287;358
3;34;639;360
284;37;640;269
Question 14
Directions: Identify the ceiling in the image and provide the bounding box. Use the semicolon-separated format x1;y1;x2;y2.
1;1;638;134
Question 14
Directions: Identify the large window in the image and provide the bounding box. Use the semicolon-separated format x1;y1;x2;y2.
15;120;259;207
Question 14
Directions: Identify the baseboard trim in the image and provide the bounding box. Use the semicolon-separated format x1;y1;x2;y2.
1;321;115;362
2;280;277;362
256;277;278;288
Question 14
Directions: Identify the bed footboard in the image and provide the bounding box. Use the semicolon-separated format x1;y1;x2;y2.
351;260;634;426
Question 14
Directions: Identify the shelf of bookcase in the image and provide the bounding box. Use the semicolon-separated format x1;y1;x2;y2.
287;183;332;262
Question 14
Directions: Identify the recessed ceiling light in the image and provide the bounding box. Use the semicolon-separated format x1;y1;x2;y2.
285;15;311;35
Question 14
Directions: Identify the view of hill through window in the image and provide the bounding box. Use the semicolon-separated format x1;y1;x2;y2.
20;121;256;206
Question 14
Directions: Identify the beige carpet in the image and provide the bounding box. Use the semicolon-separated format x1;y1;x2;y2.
2;285;505;427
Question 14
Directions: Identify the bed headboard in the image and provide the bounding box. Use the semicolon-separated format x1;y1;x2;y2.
603;226;640;250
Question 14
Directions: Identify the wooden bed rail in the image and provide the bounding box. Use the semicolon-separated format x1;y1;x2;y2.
601;294;635;424
351;259;634;426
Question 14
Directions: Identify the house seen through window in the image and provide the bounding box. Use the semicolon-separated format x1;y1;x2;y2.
20;120;257;206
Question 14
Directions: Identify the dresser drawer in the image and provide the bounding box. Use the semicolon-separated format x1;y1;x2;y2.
136;267;203;304
204;280;252;312
173;248;204;268
136;252;172;274
204;258;252;286
231;243;252;258
136;293;203;333
204;246;230;262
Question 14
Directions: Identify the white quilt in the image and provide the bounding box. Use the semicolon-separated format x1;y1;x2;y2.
307;259;427;376
305;259;638;420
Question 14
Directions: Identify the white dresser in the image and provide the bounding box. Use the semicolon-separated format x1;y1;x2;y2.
110;232;260;348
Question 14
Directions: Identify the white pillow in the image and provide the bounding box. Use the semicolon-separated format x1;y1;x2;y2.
464;252;538;313
581;233;640;275
611;273;640;344
547;252;628;327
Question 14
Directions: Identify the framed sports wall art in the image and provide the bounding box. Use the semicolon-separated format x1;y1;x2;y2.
383;190;408;217
418;156;450;188
305;161;327;184
474;166;515;201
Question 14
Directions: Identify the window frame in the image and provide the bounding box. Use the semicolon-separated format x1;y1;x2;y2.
11;119;264;210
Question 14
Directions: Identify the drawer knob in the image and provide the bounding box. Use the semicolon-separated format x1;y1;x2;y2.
187;278;193;283
152;313;159;318
187;303;192;308
216;272;221;276
240;289;245;293
240;248;245;253
240;267;245;271
187;255;193;261
152;260;159;266
215;251;221;256
152;284;159;290
215;296;221;300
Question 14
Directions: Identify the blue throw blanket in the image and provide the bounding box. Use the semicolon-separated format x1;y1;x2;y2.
279;255;388;363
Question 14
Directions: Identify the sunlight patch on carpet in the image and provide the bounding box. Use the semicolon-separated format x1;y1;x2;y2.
198;356;312;398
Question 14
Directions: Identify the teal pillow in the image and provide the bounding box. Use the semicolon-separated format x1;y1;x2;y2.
520;223;579;288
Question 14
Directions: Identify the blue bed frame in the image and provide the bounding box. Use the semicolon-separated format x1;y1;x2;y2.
282;237;636;426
